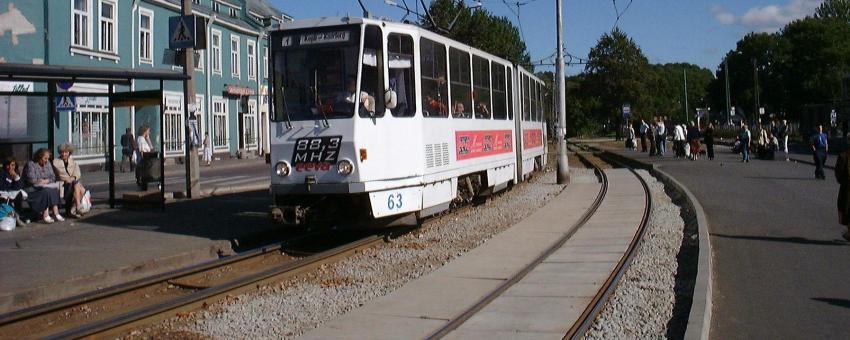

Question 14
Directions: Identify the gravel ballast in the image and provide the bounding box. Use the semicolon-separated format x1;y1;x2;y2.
585;170;690;339
143;169;567;339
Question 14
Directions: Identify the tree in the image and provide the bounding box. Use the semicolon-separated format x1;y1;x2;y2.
815;0;850;22
583;28;655;130
422;0;531;67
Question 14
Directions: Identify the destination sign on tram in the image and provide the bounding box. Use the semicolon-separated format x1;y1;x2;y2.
299;31;350;45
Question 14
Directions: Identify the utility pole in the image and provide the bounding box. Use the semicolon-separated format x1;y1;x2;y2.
725;58;731;126
182;0;200;198
753;58;760;124
555;0;570;184
682;70;689;122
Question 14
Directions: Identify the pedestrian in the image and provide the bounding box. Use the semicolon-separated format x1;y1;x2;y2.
656;117;667;157
672;123;685;158
687;121;701;160
52;143;87;217
203;132;212;166
23;148;63;223
704;123;715;160
135;126;154;187
778;119;789;161
639;119;649;152
740;123;751;162
834;147;850;241
648;120;657;156
811;125;828;180
120;127;136;172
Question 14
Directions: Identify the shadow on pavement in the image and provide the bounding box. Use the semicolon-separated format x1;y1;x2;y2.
742;176;818;181
811;297;850;310
711;233;849;246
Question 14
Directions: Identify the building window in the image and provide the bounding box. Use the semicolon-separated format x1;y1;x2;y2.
72;0;92;48
71;103;108;157
99;0;116;53
211;30;222;74
212;1;219;13
139;9;153;64
247;40;256;80
195;50;204;71
212;97;229;151
263;47;268;79
193;0;200;4
164;95;184;156
230;7;238;18
244;99;258;150
230;35;241;78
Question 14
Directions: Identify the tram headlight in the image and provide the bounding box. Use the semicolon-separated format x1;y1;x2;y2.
275;161;291;177
337;159;354;176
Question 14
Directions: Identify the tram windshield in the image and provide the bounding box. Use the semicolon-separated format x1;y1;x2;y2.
272;26;365;121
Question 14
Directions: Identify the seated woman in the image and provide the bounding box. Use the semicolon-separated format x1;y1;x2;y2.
24;148;63;223
0;157;26;212
52;143;87;217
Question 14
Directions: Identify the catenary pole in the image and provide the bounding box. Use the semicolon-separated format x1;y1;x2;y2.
182;0;201;198
725;58;731;126
556;0;570;184
684;69;689;122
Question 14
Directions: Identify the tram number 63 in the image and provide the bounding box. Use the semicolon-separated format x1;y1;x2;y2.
386;193;403;210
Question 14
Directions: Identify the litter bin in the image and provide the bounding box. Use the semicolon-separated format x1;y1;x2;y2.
136;151;161;191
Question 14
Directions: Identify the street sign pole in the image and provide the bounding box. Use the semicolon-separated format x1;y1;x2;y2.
181;0;200;198
555;0;570;185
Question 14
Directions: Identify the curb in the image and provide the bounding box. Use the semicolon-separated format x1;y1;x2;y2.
594;149;712;340
200;182;269;197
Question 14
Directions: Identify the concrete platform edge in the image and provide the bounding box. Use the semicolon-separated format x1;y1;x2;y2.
597;149;713;340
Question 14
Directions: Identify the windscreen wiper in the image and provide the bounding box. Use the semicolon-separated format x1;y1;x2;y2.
313;69;331;128
281;86;293;129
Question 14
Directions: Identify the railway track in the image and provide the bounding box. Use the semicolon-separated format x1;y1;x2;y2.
0;231;384;339
428;145;652;339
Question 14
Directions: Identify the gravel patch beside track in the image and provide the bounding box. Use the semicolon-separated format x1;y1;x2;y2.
585;170;688;339
143;170;567;339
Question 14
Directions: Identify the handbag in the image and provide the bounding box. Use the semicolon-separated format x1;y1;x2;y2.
78;190;92;214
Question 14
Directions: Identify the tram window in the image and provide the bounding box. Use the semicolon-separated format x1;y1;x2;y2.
537;82;544;122
530;79;537;122
522;75;530;121
506;68;513;120
472;55;491;119
388;33;416;117
420;38;448;118
360;25;384;118
449;47;472;119
491;63;507;120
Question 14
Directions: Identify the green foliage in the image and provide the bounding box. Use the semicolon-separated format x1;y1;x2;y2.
815;0;850;21
422;0;531;67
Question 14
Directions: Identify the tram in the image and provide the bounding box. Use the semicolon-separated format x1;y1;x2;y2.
267;16;548;226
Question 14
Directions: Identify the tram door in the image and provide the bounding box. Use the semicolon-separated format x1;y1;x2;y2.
355;25;423;181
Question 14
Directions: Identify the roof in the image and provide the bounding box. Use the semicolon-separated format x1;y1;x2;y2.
0;63;188;85
247;0;290;19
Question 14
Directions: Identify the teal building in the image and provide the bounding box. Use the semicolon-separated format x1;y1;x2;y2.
0;0;290;165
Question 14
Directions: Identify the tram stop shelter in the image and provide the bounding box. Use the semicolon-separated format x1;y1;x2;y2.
0;63;189;210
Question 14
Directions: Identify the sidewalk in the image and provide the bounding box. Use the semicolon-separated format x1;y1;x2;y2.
0;180;277;314
302;168;648;339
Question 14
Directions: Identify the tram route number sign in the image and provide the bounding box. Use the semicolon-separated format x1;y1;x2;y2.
291;136;342;172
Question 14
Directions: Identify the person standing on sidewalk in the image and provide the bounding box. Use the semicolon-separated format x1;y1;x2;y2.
119;128;136;172
834;148;850;241
740;123;752;162
656;117;667;157
203;132;213;166
639;119;649;152
648;119;657;156
704;123;715;160
812;125;829;180
778;120;789;161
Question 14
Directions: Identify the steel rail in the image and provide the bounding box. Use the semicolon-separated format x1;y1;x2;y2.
46;234;385;339
562;148;653;339
427;150;610;339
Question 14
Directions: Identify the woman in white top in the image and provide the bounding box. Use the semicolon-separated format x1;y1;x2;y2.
202;132;212;166
135;126;153;187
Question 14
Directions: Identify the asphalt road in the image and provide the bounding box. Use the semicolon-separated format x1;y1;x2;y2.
609;143;850;339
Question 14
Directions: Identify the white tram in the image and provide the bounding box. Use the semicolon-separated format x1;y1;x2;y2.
268;16;548;226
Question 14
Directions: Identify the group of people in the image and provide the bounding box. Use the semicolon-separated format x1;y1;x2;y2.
0;144;90;226
633;116;716;161
735;120;790;163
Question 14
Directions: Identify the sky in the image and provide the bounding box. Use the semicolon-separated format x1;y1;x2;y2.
272;0;825;75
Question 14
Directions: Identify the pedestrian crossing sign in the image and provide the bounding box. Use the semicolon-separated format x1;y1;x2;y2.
55;95;76;112
169;15;196;49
